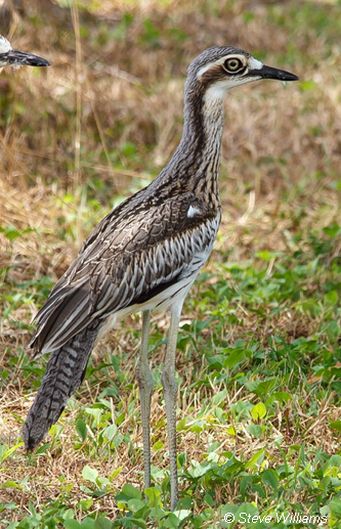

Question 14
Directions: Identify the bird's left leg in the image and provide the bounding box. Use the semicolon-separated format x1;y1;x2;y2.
162;301;183;511
136;310;153;490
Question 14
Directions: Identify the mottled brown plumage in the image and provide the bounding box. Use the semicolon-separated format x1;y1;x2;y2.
23;46;298;510
29;191;219;353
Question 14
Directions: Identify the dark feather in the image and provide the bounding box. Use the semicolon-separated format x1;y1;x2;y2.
23;327;98;450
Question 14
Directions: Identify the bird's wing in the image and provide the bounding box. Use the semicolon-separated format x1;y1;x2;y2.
30;191;219;355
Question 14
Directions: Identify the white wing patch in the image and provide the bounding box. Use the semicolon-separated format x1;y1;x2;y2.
0;35;12;53
187;205;201;218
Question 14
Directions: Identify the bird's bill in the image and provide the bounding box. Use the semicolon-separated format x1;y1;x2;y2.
250;64;299;81
1;50;50;67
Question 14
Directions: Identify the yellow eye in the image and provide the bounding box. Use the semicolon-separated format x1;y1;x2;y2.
223;57;246;74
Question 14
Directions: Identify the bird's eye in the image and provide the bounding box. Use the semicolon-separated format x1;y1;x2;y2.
223;57;246;74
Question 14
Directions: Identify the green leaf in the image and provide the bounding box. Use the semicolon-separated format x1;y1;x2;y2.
299;79;317;91
116;483;142;502
64;521;82;529
262;469;279;491
0;225;34;241
75;418;87;442
79;519;96;529
79;499;93;510
329;498;341;517
226;425;236;436
82;465;99;484
0;442;23;464
256;250;277;262
330;420;341;432
94;517;113;529
245;449;265;470
144;487;163;508
323;222;340;238
173;509;191;522
223;347;251;369
103;423;117;441
247;424;263;438
0;480;22;490
127;498;145;512
251;402;267;421
212;389;228;405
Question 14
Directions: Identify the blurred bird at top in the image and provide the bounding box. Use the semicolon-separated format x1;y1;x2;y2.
0;35;49;69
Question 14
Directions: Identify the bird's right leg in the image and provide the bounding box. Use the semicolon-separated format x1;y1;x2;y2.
136;309;153;489
162;301;183;511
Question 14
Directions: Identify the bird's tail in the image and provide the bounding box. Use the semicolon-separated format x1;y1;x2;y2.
23;327;98;451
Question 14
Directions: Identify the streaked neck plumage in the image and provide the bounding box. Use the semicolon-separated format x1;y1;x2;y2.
154;78;225;209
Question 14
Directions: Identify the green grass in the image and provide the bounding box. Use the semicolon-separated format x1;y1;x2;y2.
1;219;340;528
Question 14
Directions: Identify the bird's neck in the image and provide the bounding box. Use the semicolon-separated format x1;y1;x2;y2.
155;89;224;208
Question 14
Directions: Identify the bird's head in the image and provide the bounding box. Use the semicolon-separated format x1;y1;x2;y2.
0;35;49;68
187;46;298;100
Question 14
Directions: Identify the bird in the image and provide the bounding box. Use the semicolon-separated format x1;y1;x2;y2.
0;35;49;69
23;46;298;510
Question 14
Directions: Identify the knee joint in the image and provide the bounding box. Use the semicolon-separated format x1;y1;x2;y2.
161;370;177;395
136;364;153;392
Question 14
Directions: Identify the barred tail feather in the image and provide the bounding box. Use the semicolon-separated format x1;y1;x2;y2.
23;328;98;451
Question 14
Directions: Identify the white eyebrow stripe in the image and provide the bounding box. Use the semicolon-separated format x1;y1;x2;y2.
187;205;201;218
197;61;216;78
249;57;263;70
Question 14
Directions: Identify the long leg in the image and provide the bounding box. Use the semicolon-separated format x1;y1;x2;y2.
136;309;153;489
162;301;183;511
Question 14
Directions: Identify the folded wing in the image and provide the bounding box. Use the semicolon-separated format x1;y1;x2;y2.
30;192;218;355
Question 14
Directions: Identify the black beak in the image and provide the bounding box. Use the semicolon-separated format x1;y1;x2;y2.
249;64;298;81
1;50;50;67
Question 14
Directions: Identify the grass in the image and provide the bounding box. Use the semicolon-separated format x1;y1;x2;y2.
0;0;340;528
